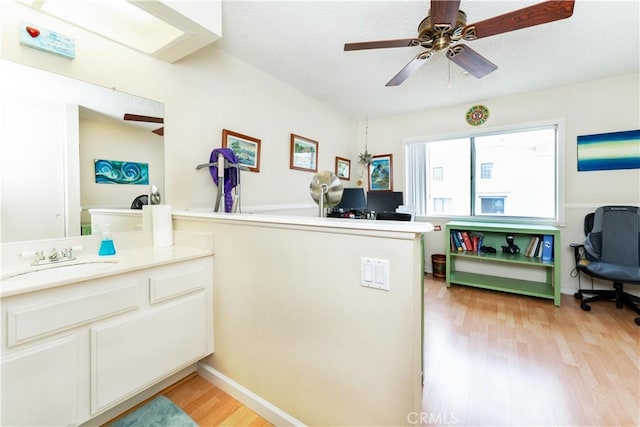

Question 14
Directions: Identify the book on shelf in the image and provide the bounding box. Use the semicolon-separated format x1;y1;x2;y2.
460;231;473;252
471;233;483;253
541;234;554;261
524;236;536;257
525;236;539;257
450;229;485;253
456;231;467;251
525;235;547;257
451;232;460;252
451;231;463;252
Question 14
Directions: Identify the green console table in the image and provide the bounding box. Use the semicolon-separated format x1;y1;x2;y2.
445;221;561;306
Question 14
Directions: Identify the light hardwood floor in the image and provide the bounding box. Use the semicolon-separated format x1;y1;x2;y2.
104;373;273;426
108;276;639;426
422;276;640;427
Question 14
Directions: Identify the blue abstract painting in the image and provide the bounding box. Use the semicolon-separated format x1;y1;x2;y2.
94;159;149;185
577;129;640;171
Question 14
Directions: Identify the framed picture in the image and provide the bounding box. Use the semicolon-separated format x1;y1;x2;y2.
222;129;261;173
94;159;149;185
290;134;318;172
369;154;393;191
335;156;350;180
577;129;640;171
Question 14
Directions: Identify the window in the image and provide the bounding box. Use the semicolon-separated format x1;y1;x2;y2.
480;197;504;214
405;126;557;220
432;166;443;181
433;198;452;212
480;163;492;179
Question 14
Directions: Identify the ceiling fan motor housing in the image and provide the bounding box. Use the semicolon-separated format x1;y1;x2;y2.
418;10;467;51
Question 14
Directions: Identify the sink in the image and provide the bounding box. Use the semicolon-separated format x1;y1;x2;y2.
1;259;120;281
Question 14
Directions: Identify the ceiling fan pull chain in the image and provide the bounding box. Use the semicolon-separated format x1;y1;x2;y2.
448;59;452;89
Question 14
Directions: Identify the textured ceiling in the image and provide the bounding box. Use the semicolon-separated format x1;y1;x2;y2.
216;0;639;119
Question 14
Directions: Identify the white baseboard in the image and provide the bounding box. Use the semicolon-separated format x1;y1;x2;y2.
197;362;305;427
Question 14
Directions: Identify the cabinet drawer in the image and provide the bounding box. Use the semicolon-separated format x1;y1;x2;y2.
7;282;142;347
149;262;208;304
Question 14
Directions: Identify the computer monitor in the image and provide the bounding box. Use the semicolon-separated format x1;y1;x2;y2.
334;188;367;212
367;191;403;213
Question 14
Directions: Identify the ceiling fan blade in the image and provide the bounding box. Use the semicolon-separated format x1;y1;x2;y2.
123;113;164;124
152;127;164;136
344;38;419;51
447;45;497;79
386;51;433;87
462;0;575;40
430;0;461;28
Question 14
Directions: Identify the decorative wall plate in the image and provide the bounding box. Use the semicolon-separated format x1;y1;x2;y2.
466;105;489;126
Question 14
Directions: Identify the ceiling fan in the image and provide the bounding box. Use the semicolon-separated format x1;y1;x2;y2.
123;113;164;136
344;0;575;86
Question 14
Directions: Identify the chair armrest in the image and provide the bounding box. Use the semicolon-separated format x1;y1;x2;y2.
569;243;585;265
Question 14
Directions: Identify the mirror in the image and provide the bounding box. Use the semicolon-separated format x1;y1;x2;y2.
0;59;164;243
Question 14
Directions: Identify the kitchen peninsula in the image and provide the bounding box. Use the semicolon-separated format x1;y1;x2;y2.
173;211;432;425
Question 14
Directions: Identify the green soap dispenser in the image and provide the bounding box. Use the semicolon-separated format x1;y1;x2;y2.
98;224;116;256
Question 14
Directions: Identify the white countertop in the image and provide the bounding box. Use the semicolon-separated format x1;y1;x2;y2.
173;210;434;234
0;245;212;298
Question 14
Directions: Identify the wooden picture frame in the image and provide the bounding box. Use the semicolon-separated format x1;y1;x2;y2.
222;129;261;173
290;134;318;172
368;154;393;191
335;156;350;180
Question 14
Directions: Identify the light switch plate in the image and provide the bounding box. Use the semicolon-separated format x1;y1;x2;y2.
361;257;390;291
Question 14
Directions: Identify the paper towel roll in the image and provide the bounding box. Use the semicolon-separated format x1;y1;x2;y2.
142;205;153;232
151;205;173;247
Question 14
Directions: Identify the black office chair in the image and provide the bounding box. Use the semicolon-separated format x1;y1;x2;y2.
130;194;148;209
571;206;640;326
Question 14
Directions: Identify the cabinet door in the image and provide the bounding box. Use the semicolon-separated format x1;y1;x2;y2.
1;335;76;427
90;292;209;413
0;92;66;242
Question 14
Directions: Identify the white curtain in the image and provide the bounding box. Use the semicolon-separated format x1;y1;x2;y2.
405;143;427;217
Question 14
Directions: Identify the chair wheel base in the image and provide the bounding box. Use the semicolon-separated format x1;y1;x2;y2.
574;292;583;300
581;303;591;311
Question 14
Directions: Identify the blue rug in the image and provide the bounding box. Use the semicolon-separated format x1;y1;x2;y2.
111;395;198;427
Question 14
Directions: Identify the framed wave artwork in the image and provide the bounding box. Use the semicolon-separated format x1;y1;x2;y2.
94;159;149;185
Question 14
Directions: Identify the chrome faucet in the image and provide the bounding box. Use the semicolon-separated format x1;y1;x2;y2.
49;248;62;261
29;247;76;266
34;251;45;264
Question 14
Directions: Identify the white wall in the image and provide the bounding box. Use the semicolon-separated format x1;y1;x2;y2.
162;44;359;212
362;73;640;292
0;0;359;217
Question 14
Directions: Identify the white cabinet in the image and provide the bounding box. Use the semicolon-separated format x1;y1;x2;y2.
1;257;213;426
1;336;76;426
